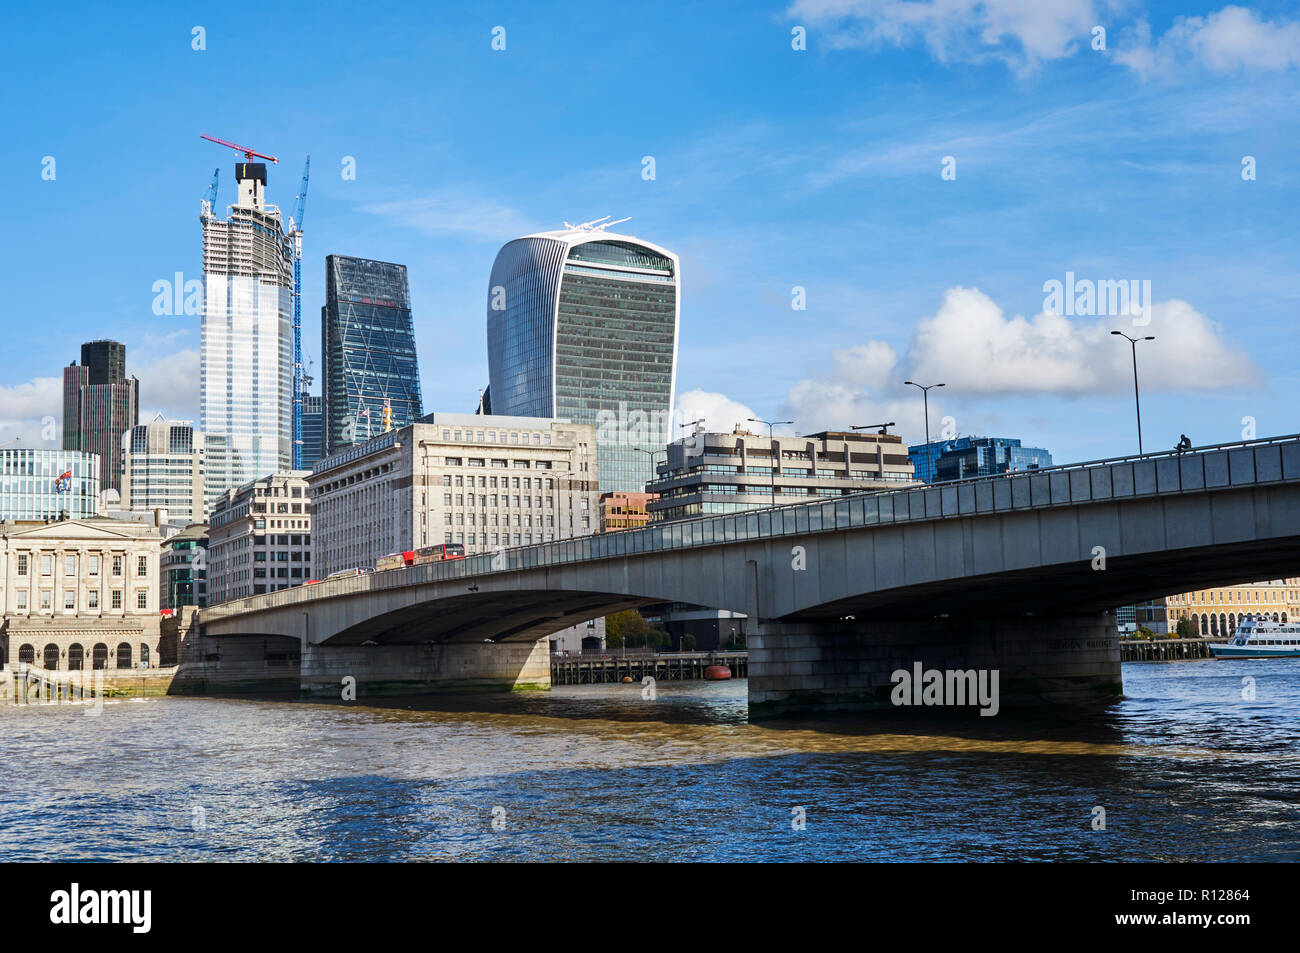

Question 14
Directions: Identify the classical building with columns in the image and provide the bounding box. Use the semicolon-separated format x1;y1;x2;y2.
0;518;163;671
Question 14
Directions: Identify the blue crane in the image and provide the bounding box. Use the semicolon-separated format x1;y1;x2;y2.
290;156;311;469
203;167;219;210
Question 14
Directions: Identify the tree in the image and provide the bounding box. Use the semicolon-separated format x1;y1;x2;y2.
1176;618;1192;639
1137;625;1156;641
604;610;667;650
680;633;696;651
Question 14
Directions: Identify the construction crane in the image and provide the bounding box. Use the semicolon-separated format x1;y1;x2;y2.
200;134;279;164
203;167;219;211
290;156;311;469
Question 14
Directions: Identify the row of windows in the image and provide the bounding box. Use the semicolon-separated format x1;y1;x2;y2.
441;429;552;446
16;554;146;577
12;588;145;610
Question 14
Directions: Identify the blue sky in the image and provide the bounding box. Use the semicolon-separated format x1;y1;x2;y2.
1;0;1297;464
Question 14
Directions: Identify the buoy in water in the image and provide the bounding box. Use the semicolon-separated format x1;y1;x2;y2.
621;676;634;683
704;665;732;680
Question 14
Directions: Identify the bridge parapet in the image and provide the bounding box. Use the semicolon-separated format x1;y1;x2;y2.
201;434;1300;624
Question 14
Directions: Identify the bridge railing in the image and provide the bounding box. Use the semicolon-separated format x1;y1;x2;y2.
200;434;1300;621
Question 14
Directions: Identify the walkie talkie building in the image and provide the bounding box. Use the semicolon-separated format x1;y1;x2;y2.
486;223;679;493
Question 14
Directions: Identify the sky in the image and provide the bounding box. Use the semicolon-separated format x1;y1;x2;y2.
1;0;1297;465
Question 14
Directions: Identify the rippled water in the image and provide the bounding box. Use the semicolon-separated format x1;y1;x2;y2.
1;659;1298;861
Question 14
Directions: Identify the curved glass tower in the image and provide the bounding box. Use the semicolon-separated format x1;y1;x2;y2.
486;228;679;493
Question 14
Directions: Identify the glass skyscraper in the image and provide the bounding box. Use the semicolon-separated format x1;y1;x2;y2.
486;226;679;493
200;161;294;511
300;395;324;470
321;255;422;456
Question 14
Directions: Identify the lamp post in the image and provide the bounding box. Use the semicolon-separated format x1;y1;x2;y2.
1111;331;1155;455
903;381;944;482
748;417;793;506
634;447;666;494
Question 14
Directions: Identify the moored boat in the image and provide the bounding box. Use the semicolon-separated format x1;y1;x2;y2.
1209;618;1300;658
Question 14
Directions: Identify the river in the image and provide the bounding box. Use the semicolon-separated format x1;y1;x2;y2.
2;658;1298;861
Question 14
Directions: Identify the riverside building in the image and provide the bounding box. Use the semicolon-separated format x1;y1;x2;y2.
206;472;312;604
0;517;163;671
120;415;205;524
307;413;598;576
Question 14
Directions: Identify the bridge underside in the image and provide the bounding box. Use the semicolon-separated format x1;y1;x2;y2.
324;591;658;645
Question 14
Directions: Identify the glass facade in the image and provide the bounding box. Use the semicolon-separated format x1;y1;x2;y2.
322;256;422;456
300;395;324;470
0;449;101;520
487;232;679;493
908;436;1053;483
200;173;294;512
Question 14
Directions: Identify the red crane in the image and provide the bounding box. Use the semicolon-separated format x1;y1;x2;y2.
200;134;278;164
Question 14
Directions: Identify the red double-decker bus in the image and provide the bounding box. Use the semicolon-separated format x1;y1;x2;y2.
375;544;465;571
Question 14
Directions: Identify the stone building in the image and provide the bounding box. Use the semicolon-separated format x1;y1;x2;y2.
207;472;313;604
1165;579;1300;638
0;517;163;671
307;412;599;575
599;491;657;532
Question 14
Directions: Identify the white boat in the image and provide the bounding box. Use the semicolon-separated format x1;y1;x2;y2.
1209;618;1300;658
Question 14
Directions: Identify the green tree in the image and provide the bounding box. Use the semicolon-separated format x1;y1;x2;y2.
1176;618;1192;639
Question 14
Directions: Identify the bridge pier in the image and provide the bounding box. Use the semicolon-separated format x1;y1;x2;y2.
747;613;1122;718
299;640;551;698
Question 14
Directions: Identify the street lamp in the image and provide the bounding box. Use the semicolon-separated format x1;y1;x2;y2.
634;446;666;493
1111;331;1155;455
748;417;793;506
903;381;944;483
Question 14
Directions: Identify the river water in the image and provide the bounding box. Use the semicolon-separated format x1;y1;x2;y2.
1;659;1297;861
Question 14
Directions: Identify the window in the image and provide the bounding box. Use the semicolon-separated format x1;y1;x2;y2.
112;555;122;576
64;590;75;610
112;590;122;610
41;555;52;575
137;590;148;609
88;555;99;576
65;555;76;576
88;590;99;609
17;554;27;576
15;590;27;610
40;590;52;610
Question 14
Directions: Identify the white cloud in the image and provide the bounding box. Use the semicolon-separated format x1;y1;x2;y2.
675;389;760;434
1117;7;1300;77
359;193;539;243
130;348;200;423
694;285;1254;442
786;0;1101;73
903;286;1256;396
0;376;62;447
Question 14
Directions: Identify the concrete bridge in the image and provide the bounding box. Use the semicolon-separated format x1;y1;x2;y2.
197;435;1300;716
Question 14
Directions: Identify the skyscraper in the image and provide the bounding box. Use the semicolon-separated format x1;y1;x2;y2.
486;222;679;493
300;395;324;471
62;339;138;493
200;161;294;510
321;255;422;455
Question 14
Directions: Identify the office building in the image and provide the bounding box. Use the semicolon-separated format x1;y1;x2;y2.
308;413;598;576
644;427;918;648
599;491;657;532
0;517;163;671
206;472;312;604
647;427;917;523
486;223;679;493
300;395;324;470
120;415;205;524
200;161;294;508
908;436;1053;484
321;255;422;456
0;449;101;521
160;523;208;609
62;339;138;493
